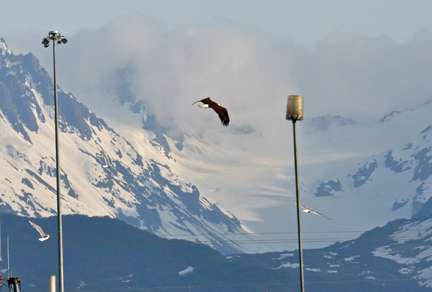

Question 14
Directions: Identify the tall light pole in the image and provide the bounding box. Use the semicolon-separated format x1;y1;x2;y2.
286;95;305;292
42;31;68;292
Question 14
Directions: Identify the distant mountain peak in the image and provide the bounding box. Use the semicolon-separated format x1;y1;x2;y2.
0;38;11;56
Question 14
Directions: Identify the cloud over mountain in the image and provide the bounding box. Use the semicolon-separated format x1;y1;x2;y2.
4;14;432;251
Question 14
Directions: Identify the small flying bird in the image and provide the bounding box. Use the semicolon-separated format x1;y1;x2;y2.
192;97;230;126
101;151;121;173
291;200;331;220
29;220;57;241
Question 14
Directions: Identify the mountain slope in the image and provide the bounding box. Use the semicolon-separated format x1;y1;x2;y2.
0;213;414;292
0;213;294;292
0;38;262;255
311;120;432;221
229;204;432;291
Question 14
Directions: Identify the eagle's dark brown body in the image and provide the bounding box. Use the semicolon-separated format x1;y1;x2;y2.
192;97;230;126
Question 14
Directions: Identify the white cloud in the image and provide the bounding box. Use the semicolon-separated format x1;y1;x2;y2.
39;14;432;132
40;15;432;180
295;30;432;121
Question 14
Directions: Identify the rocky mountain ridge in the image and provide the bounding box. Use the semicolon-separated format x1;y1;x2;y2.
0;38;260;255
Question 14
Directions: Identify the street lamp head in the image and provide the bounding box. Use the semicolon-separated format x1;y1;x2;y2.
42;38;50;48
57;38;68;45
42;31;68;48
49;31;59;37
286;95;303;121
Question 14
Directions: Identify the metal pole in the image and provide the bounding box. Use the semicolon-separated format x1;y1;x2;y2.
292;119;305;292
0;214;2;263
7;234;10;278
52;39;64;292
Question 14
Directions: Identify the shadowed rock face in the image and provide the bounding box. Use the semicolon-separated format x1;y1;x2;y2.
314;179;343;197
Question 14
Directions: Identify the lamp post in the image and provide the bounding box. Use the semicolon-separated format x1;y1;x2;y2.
41;31;68;292
286;95;305;292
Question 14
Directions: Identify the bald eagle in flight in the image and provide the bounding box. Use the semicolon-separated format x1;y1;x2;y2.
192;97;230;126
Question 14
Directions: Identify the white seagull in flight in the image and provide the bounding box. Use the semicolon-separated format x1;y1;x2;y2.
291;200;331;220
101;151;121;173
29;220;56;241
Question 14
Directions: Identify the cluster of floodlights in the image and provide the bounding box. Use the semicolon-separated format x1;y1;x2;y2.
41;31;68;48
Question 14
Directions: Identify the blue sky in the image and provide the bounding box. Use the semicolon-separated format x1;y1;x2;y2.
2;0;432;47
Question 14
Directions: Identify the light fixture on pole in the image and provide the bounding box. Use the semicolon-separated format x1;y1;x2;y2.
41;30;67;292
286;94;305;292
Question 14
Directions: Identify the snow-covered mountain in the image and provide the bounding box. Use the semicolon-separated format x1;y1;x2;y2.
310;112;432;222
4;31;432;257
0;38;265;255
55;46;432;253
